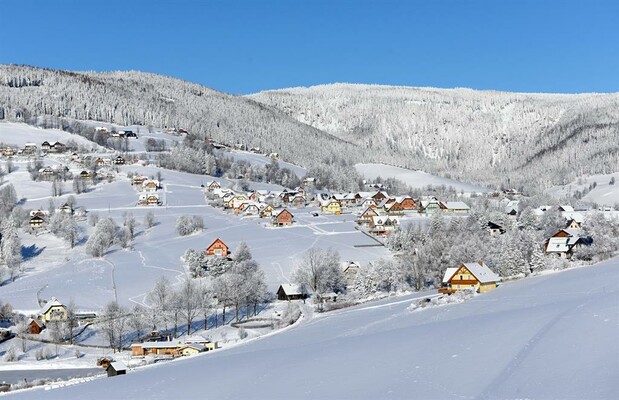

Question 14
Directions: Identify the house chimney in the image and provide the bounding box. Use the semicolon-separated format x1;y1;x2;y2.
478;260;483;266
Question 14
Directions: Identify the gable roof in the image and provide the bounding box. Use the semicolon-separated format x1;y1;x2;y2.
39;298;65;315
109;361;127;371
442;268;459;283
278;284;303;296
460;262;500;283
207;238;228;250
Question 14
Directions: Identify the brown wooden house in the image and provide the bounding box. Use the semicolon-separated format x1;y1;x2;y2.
273;209;294;226
27;318;45;334
205;238;229;256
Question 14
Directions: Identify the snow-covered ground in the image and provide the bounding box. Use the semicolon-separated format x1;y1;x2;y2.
7;258;618;399
355;163;489;193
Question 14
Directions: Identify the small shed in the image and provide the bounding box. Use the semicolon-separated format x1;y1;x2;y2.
106;361;127;377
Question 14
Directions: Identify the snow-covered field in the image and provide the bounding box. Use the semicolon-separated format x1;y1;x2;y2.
7;258;618;399
355;163;489;193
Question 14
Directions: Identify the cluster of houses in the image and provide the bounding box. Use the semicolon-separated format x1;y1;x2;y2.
355;193;470;237
95;127;138;139
205;180;297;227
24;297;95;335
130;175;161;206
1;140;67;158
28;203;76;228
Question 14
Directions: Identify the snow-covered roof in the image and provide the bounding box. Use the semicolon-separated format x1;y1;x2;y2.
184;335;211;344
132;341;179;349
461;262;500;283
546;237;571;253
559;205;574;213
179;343;206;352
109;361;127;371
445;201;470;210
442;267;458;283
39;298;65;315
279;284;303;296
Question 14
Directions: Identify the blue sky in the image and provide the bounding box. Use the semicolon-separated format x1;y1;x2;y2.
0;0;617;94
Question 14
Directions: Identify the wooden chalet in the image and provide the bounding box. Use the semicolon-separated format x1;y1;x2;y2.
487;221;506;236
40;141;51;151
79;170;91;179
356;206;379;226
272;209;294;226
260;204;274;218
113;156;126;165
292;195;306;208
142;180;159;192
205;238;229;257
397;196;416;210
371;191;388;203
439;261;500;294
277;284;307;301
383;201;404;216
369;215;399;237
443;201;471;214
420;198;445;215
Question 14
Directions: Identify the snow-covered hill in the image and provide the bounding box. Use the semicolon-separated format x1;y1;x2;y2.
0;65;362;171
250;84;619;193
9;259;619;399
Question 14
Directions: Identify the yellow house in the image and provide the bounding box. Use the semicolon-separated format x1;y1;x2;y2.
38;298;67;323
439;261;500;294
321;199;342;215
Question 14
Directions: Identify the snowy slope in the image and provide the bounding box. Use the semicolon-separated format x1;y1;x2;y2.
356;163;488;193
546;172;619;207
8;259;619;399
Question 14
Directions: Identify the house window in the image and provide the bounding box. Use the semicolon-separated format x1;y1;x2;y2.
456;284;460;289
460;275;463;280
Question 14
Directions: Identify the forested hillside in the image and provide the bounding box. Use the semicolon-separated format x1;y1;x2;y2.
2;65;618;194
250;84;619;193
0;65;363;171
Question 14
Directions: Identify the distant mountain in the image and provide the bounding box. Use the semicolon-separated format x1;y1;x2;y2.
249;84;619;193
0;65;362;171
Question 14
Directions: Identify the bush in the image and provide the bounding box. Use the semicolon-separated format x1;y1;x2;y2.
176;215;204;236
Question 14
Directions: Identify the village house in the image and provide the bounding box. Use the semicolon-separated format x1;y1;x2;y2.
341;261;361;283
26;318;45;334
184;335;217;350
113;155;126;165
205;238;229;257
131;341;180;357
369;215;399;237
544;229;592;258
419;197;444;215
79;170;91;179
443;201;471;214
487;221;506;237
2;147;15;157
23;143;38;154
277;284;307;301
29;214;45;228
439;261;500;294
142;179;159;192
138;193;160;206
242;203;261;216
321;199;342;215
131;175;146;186
272;209;294;227
259;204;275;218
40;141;51;152
396;196;416;210
206;180;221;191
356;206;379;227
50;141;66;153
59;202;74;215
292;195;306;208
383;201;404;216
38;298;67;323
178;343;206;356
95;157;106;166
371;191;389;203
